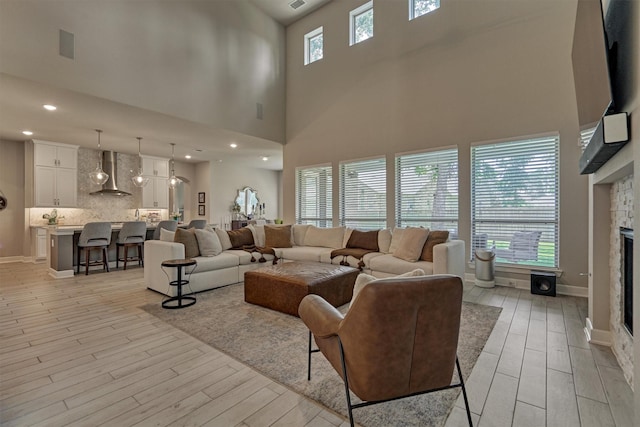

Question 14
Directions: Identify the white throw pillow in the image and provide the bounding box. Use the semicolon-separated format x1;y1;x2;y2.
388;227;406;253
378;228;392;253
159;228;175;242
303;226;345;248
247;224;265;247
292;224;311;246
194;229;222;256
349;268;426;308
215;228;232;250
393;227;430;262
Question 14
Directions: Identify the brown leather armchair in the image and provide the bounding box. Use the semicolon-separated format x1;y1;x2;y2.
298;274;472;427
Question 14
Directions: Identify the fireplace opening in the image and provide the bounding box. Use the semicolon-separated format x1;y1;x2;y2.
621;227;633;336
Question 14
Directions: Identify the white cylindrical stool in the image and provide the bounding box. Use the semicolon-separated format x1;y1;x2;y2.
474;249;495;288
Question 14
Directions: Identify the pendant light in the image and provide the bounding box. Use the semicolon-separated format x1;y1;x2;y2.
89;129;109;185
168;143;180;189
131;137;149;187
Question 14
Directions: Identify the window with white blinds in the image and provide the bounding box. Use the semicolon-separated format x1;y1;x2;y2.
339;157;386;229
295;165;332;227
471;134;559;268
580;127;596;151
395;148;458;235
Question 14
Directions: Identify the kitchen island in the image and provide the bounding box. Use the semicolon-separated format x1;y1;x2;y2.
43;222;185;278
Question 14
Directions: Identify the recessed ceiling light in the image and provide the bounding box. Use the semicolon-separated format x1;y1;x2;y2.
43;104;57;111
230;143;237;148
185;154;191;159
262;156;269;161
22;130;33;136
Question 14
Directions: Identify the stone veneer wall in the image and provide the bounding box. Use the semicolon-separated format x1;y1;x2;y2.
610;174;634;388
30;148;164;226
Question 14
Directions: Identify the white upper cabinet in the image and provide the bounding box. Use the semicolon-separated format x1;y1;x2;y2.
32;140;78;207
140;155;169;208
142;156;169;177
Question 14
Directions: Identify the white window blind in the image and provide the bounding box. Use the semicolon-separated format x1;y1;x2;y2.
339;157;386;229
580;127;596;151
304;26;323;65
296;165;332;227
471;135;559;268
395;148;458;235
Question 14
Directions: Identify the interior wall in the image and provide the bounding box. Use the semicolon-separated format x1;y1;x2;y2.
0;1;285;143
284;0;588;287
0;139;25;259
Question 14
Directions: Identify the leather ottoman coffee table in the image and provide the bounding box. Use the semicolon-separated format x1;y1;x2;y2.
244;262;359;316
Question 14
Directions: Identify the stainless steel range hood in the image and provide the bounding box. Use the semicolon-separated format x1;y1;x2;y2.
90;151;132;196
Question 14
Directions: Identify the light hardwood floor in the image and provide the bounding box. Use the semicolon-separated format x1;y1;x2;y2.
0;262;634;427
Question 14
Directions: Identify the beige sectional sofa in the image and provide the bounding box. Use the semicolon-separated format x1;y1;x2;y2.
144;224;465;297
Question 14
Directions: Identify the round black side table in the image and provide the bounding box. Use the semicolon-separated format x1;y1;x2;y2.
161;258;197;309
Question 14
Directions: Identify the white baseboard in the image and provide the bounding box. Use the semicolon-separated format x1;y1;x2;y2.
0;256;27;264
464;273;588;298
584;317;612;346
48;268;74;279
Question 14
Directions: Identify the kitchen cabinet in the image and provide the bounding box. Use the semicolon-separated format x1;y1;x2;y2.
33;141;78;207
141;155;169;209
36;228;47;260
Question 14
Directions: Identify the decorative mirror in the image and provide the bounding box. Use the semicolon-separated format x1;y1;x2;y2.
235;187;260;218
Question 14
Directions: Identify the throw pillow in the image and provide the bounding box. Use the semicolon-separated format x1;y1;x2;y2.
292;224;311;246
303;225;345;248
174;228;200;259
265;225;292;248
349;268;425;308
194;229;222;256
346;229;379;251
227;227;254;249
378;228;392;253
247;224;265;247
388;227;406;254
420;230;450;262
215;228;232;250
393;227;430;262
159;228;175;242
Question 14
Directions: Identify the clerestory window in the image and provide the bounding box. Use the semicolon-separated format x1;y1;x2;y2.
304;26;323;65
409;0;440;20
350;1;374;46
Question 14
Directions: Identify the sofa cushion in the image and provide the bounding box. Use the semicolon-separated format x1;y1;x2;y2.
174;228;200;259
369;254;434;275
278;246;332;263
215;228;232;250
303;226;345;248
388;227;406;253
247;224;265;247
378;228;392;253
346;229;379;251
421;230;450;262
319;251;383;267
224;249;276;265
192;252;240;271
265;225;292;248
160;228;175;242
194;229;222;256
292;224;311;246
393;227;430;262
227;228;254;249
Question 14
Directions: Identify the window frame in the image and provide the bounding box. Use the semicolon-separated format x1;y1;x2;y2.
339;156;387;230
395;147;458;235
470;133;560;268
409;0;441;20
304;26;324;66
295;164;333;227
349;1;374;46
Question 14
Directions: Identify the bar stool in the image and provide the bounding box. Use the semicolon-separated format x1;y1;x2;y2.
152;220;178;240
77;222;112;275
187;219;207;229
116;221;147;270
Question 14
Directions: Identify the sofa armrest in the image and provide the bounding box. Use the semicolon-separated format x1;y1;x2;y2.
144;240;186;293
433;240;465;278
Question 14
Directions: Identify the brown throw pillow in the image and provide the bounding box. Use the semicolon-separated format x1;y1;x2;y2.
264;225;292;248
420;230;450;262
174;228;200;259
227;227;254;249
346;229;379;251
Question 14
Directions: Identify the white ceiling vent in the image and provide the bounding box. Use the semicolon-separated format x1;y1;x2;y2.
289;0;306;10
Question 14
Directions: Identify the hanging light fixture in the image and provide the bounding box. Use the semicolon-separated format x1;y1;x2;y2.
131;137;149;187
89;129;109;185
168;143;180;189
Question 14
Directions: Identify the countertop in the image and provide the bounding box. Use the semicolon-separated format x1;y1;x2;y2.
31;222;185;231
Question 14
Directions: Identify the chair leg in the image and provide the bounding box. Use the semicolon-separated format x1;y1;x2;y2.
456;357;473;427
338;338;355;427
76;246;81;274
85;248;90;275
116;245;120;269
104;247;110;272
124;245;129;270
139;243;144;267
307;331;313;381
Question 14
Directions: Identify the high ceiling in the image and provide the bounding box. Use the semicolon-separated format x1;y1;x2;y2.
0;0;331;170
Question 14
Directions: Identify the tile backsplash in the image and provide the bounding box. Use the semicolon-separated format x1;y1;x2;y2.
30;148;168;225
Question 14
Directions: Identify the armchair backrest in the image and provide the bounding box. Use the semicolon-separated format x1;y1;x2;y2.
509;231;542;260
333;275;463;402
